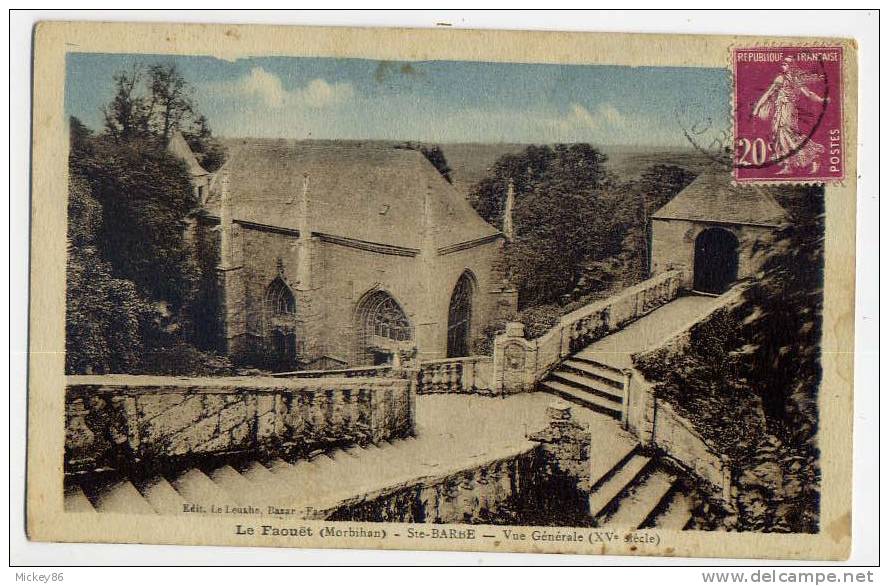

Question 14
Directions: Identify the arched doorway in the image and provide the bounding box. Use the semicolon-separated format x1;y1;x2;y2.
447;271;476;357
264;277;298;370
355;290;413;365
693;228;739;294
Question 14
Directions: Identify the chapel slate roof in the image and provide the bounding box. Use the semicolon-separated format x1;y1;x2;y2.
167;131;209;178
205;139;501;251
652;172;788;227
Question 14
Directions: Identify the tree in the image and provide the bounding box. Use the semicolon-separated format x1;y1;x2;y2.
66;122;154;374
101;62;225;169
397;142;453;184
102;65;151;141
469;144;556;227
469;144;614;307
146;63;195;144
83;137;199;310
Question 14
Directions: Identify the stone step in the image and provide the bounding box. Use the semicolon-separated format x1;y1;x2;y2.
550;370;624;403
238;460;277;483
588;453;651;519
643;487;694;531
170;468;233;505
590;442;639;488
562;359;625;389
569;353;626;377
92;480;158;515
139;476;187;515
207;465;257;503
600;469;676;528
235;461;303;503
265;458;297;476
64;485;97;513
539;380;622;419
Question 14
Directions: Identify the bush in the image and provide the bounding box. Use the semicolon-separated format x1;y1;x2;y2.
138;342;235;376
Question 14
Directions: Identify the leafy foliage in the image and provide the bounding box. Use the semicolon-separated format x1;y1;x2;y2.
469;144;698;309
397;142;453;183
66;158;154;374
66;60;228;375
102;61;226;171
470;144;613;307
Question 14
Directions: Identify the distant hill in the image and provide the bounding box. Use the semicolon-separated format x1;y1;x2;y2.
440;143;718;196
220;138;719;196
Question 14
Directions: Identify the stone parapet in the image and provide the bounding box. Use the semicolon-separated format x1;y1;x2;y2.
64;374;415;475
491;270;684;394
417;356;494;395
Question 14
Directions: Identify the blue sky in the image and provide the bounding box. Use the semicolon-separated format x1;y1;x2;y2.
66;53;730;146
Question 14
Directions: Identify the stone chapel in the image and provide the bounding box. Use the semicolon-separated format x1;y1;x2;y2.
649;172;789;294
179;135;517;371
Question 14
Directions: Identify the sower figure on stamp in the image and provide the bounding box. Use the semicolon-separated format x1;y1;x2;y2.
752;56;829;175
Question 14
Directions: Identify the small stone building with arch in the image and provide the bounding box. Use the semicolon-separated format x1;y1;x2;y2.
185;139;517;370
649;172;788;294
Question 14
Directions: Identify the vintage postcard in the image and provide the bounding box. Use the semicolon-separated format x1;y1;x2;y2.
26;21;858;560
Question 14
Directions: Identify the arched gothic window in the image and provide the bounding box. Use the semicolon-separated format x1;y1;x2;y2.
266;277;295;316
363;293;412;341
356;290;413;365
447;271;476;357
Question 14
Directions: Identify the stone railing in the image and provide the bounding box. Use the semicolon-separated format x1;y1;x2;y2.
65;374;415;474
271;365;395;379
622;285;748;508
624;374;733;506
320;445;542;523
491;270;684;394
417;356;495;395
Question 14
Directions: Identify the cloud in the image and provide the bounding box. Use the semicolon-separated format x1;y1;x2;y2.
220;66;354;109
565;102;627;131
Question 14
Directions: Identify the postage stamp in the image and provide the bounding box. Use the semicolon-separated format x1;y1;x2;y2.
733;46;844;183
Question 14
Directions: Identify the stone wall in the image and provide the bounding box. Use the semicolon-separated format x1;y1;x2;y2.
193;212;511;369
65;374;415;474
624;374;732;505
321;401;592;524
623;289;747;507
650;218;776;289
321;446;543;523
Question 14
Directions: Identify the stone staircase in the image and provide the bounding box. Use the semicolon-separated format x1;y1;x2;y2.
64;440;410;516
539;350;695;530
539;354;626;420
587;443;694;530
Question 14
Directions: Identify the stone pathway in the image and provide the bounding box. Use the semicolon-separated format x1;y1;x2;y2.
576;294;723;369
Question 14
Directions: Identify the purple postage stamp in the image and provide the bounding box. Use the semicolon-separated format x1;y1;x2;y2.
733;46;844;183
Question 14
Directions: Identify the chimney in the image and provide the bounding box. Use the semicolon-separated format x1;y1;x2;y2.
502;178;515;241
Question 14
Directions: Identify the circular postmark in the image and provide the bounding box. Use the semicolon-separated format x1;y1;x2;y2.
678;52;836;177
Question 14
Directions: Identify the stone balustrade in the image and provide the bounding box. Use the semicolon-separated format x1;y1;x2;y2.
491;270;684;394
65;374;415;474
271;365;396;379
624;374;733;506
417;356;494;395
320;401;593;523
622;286;748;509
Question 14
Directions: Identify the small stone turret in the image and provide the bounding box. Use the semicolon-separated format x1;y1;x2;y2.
502;178;515;241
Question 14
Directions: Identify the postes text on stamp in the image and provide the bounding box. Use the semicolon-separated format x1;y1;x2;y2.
733;46;844;183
